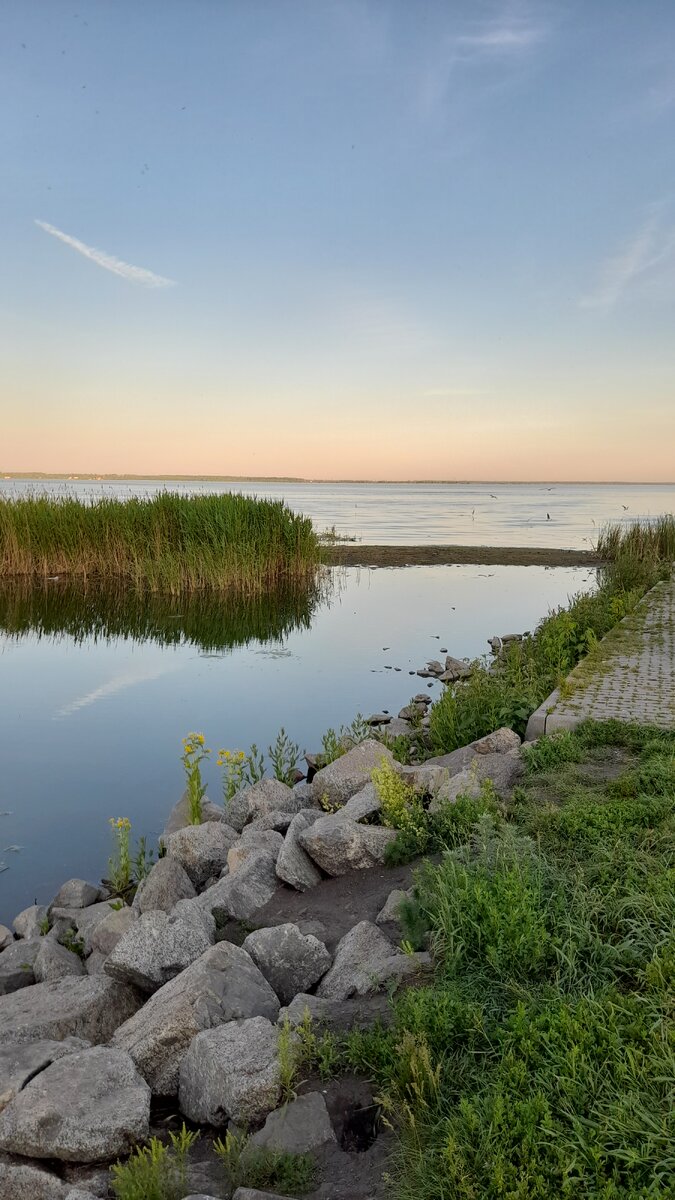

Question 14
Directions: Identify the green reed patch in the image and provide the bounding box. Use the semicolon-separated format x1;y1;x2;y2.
0;491;320;593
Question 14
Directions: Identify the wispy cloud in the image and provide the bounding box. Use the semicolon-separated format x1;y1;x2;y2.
35;220;175;288
580;201;675;310
455;16;544;55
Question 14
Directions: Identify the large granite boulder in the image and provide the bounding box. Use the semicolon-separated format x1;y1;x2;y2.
0;925;13;952
0;1046;150;1162
227;830;283;874
132;856;196;914
241;779;303;822
88;906;137;958
111;942;279;1095
298;816;395;876
242;924;332;1005
0;1158;70;1199
278;992;395;1033
0;1037;89;1111
12;906;48;940
310;740;396;808
50;902;119;956
316;921;430;1000
33;941;85;984
178;1016;281;1126
50;880;102;910
200;849;279;923
166;822;238;888
0;976;140;1046
0;939;42;995
163;791;225;837
104;904;214;993
275;810;323;891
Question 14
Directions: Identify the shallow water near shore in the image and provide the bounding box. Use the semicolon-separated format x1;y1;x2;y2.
0;564;594;922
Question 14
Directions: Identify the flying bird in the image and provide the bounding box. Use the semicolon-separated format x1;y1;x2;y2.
622;505;629;510
489;493;498;499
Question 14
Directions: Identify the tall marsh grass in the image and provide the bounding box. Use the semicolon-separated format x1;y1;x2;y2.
0;491;320;593
597;514;675;563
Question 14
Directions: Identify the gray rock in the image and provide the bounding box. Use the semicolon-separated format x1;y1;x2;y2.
64;1191;99;1200
244;778;302;821
316;921;430;1000
178;1016;281;1127
430;749;523;809
245;811;298;834
377;717;412;738
232;1193;295;1200
88;906;137;957
163;790;225;838
200;850;279;923
50;902;119;956
0;1038;90;1111
0;1045;150;1162
299;816;396;876
341;782;381;821
0;1159;70;1199
248;1091;335;1154
104;905;214;993
132;856;196;914
166;822;238;888
62;1165;115;1197
375;888;412;938
275;810;323;892
310;739;396;808
242;924;332;1006
34;941;85;984
473;727;521;755
50;880;101;910
398;703;426;721
13;906;48;940
367;713;391;726
0;975;140;1046
222;788;252;834
228;830;283;874
0;939;42;995
400;763;450;795
278;992;395;1033
0;925;13;951
111;942;279;1095
85;951;108;976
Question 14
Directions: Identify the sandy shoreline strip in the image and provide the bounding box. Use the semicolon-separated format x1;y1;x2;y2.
324;545;600;568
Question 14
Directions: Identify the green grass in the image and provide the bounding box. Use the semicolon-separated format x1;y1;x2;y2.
597;514;675;564
429;536;671;754
0;491;320;593
313;722;675;1200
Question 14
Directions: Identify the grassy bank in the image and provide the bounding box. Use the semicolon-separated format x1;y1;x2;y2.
299;721;675;1198
0;492;320;593
429;523;674;753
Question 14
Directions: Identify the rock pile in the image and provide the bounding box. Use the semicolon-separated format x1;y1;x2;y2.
0;729;523;1198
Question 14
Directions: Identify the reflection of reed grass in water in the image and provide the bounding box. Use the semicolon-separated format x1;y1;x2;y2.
0;492;320;593
0;573;330;653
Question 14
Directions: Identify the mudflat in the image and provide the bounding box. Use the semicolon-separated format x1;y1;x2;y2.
325;544;600;568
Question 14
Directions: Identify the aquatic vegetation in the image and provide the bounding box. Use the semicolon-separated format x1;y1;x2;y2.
0;491;321;593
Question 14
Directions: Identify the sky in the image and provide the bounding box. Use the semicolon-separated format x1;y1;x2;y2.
1;0;675;481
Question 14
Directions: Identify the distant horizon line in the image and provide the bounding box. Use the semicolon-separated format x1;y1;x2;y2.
1;472;675;486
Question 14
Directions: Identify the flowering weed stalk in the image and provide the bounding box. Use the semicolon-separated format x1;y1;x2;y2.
181;733;210;824
108;817;132;894
217;748;246;802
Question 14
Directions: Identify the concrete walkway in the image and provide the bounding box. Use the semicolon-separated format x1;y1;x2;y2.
526;573;675;739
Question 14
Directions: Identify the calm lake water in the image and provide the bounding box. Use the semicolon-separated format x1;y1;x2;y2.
3;478;675;547
0;563;595;923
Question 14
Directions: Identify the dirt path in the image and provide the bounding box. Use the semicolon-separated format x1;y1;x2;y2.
324;544;600;568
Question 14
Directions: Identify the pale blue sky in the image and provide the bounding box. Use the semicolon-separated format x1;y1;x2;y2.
2;1;675;479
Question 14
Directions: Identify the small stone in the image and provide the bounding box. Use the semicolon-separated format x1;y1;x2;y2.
242;924;332;1005
132;857;196;914
12;905;48;940
34;941;85;984
472;727;521;755
0;1045;150;1162
50;880;101;910
178;1016;282;1127
376;888;412;938
366;713;391;726
247;1091;336;1154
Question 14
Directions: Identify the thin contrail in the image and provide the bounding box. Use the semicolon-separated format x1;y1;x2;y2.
35;219;175;288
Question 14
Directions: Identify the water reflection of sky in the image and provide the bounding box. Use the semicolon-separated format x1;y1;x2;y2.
0;565;594;921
